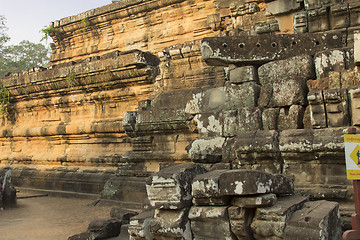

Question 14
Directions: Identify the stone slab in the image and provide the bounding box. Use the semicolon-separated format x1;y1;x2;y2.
201;33;342;66
146;163;207;209
218;169;294;196
284;200;341;240
149;208;192;240
251;195;308;239
188;206;236;240
231;193;277;208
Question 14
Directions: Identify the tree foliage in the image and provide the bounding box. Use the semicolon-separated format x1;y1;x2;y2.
0;15;50;78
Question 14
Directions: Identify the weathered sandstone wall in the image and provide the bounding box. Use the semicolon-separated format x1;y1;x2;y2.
1;0;360;222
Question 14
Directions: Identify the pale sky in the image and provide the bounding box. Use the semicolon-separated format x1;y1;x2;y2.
0;0;112;45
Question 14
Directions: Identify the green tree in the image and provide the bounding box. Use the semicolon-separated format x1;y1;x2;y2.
0;15;50;77
1;40;49;76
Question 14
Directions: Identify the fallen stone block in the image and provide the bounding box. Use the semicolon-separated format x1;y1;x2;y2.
251;195;308;239
119;224;130;240
188;206;236;240
218;169;294;196
228;207;256;240
68;232;92;240
87;218;122;240
192;170;230;206
231;193;277;208
146;163;207;209
284;200;341;240
128;210;154;240
149;208;192;240
110;208;139;224
0;169;17;209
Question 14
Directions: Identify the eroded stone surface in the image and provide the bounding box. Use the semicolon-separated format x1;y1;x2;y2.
284;200;341;240
146;163;207;209
188;206;236;240
251;195;308;239
149;208;192;240
128;210;154;240
218;169;294;196
231;193;277;208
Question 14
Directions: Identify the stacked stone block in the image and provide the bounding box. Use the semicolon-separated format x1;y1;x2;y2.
130;164;341;240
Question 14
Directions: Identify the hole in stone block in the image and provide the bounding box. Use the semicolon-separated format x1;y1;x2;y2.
271;42;277;48
256;43;261;47
222;43;228;48
238;43;245;48
315;40;320;46
304;217;310;222
292;41;297;46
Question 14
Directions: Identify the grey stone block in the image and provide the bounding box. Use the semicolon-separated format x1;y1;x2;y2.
278;105;305;130
218;169;294;196
231;193;277;208
146;163;207;209
128;210;154;240
192;170;230;206
88;218;122;240
308;7;329;33
323;88;350;127
266;0;301;15
149;208;192;240
251;195;308;239
262;108;279;130
228;207;255;240
237;107;262;131
258;55;315;85
229;66;258;84
349;87;360;125
308;90;327;128
330;4;350;29
314;49;346;79
223;130;282;174
225;82;261;108
284;200;341;240
187;137;225;163
188;206;236;240
110;208;139;224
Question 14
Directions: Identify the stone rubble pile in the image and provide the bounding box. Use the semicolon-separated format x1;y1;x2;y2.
129;163;342;240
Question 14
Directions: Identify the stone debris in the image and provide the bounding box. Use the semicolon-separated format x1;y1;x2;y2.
87;218;122;240
251;195;308;239
188;206;236;240
128;210;155;240
231;193;277;208
130;164;342;240
149;208;192;240
284;200;342;240
218;169;294;196
146;163;207;209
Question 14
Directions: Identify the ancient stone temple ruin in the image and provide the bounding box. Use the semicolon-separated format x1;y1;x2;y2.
1;0;360;238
